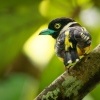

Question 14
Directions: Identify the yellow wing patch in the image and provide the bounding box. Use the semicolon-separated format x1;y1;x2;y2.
77;46;91;56
65;31;73;51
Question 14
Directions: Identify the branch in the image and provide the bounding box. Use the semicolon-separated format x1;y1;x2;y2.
35;44;100;100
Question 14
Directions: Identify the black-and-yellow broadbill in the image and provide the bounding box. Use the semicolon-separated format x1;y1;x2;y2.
39;17;92;68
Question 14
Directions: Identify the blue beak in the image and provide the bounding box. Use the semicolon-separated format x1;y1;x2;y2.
39;29;55;35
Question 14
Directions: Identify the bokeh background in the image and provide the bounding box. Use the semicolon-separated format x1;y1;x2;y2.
0;0;100;100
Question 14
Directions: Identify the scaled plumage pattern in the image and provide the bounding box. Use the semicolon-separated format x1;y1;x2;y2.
39;17;92;68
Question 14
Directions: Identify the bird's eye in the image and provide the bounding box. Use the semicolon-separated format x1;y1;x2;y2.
54;23;61;29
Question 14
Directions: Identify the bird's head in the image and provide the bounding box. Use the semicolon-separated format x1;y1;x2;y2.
39;17;75;39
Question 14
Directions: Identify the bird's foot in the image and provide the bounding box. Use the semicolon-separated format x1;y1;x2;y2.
65;60;73;73
75;58;80;62
65;58;80;73
64;60;72;67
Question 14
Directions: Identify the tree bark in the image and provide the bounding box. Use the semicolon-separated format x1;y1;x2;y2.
35;44;100;100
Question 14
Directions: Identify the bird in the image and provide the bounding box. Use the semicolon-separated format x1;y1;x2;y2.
39;17;92;68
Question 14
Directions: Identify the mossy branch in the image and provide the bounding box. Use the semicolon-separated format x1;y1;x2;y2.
35;44;100;100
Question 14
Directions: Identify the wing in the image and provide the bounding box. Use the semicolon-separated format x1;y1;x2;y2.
74;27;92;56
64;26;91;66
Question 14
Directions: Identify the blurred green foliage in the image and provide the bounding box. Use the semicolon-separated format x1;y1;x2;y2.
0;0;46;68
0;0;100;100
0;74;38;100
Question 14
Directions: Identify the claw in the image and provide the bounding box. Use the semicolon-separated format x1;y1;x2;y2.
67;60;72;64
75;58;80;62
64;60;72;67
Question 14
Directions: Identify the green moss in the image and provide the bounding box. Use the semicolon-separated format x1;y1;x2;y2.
42;88;60;100
62;76;83;97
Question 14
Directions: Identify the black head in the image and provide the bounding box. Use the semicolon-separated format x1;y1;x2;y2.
39;17;75;39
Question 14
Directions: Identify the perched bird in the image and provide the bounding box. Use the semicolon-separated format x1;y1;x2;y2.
39;17;91;68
